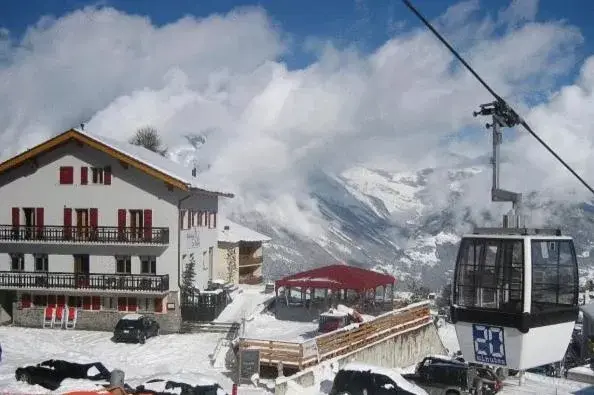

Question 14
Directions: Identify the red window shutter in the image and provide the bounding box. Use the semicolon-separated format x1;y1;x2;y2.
104;166;112;185
36;208;44;238
127;297;137;312
92;296;101;310
82;296;91;310
90;208;98;228
143;209;152;241
12;207;19;227
80;167;88;185
21;293;31;308
56;295;65;307
63;208;72;239
117;209;126;240
154;298;163;313
59;166;74;184
117;297;127;311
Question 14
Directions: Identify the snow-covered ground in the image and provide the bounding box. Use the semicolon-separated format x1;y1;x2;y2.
216;284;274;323
0;326;238;394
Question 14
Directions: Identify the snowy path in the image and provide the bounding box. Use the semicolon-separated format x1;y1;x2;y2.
216;285;274;323
0;326;243;394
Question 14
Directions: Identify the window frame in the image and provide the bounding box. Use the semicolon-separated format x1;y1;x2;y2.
115;255;132;274
454;237;525;313
530;239;579;311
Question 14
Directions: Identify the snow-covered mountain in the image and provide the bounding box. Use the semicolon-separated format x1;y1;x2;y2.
226;164;594;291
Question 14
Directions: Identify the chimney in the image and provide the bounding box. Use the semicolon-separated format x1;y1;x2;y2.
191;167;197;177
80;123;85;130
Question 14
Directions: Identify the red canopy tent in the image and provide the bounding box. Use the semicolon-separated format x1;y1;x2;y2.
275;264;396;293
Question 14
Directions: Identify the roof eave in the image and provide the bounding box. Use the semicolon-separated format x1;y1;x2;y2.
189;186;235;198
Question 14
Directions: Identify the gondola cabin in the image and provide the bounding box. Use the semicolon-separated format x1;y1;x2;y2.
450;227;579;370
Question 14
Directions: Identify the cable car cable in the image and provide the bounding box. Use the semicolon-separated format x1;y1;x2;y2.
401;0;594;197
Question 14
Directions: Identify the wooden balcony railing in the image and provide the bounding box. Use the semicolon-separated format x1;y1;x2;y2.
238;255;263;267
0;225;169;244
0;271;169;292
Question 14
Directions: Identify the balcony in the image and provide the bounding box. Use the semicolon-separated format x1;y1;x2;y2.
0;225;169;245
0;271;169;293
238;254;263;267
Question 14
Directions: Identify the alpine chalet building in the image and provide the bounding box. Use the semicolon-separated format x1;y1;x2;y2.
0;128;233;332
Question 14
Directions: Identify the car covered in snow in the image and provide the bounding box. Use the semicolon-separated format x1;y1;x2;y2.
133;373;227;395
329;362;428;395
113;314;160;344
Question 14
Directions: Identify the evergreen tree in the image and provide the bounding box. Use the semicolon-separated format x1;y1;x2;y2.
181;253;197;300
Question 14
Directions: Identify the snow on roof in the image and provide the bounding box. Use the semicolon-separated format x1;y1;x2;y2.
74;128;234;197
218;216;271;243
341;362;428;395
121;313;143;320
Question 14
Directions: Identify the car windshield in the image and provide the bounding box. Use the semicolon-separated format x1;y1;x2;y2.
116;319;141;329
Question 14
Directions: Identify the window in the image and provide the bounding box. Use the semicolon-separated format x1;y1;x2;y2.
33;294;47;307
10;253;24;271
102;297;116;310
454;238;524;313
91;167;104;184
116;256;131;274
129;210;143;240
531;240;578;312
68;296;82;308
59;166;74;184
118;297;137;312
141;256;156;274
34;254;48;271
139;298;154;312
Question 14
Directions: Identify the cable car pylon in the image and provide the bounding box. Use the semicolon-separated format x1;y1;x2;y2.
401;0;589;380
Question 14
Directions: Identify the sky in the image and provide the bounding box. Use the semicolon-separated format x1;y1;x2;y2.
1;0;594;235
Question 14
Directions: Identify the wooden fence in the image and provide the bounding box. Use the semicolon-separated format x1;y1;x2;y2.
239;301;432;370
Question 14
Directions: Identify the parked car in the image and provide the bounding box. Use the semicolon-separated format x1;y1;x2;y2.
415;356;502;394
329;362;428;395
113;314;159;344
404;357;501;395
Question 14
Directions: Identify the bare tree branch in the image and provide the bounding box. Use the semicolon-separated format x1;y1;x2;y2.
130;126;168;156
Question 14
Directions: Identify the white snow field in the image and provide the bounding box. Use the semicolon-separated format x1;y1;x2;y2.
0;326;266;394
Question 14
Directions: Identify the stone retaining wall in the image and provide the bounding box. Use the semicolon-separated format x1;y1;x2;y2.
12;292;182;334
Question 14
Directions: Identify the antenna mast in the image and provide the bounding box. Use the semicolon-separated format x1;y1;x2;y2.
473;101;523;228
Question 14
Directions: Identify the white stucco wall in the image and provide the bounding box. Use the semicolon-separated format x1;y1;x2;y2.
0;140;222;293
215;243;239;284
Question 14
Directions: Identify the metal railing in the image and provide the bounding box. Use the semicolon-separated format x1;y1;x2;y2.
0;271;169;292
0;225;169;244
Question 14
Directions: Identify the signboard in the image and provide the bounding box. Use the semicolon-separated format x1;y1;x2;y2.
302;339;319;362
186;228;200;248
472;324;506;366
239;349;260;381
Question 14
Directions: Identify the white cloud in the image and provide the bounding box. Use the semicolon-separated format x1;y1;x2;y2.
0;1;591;236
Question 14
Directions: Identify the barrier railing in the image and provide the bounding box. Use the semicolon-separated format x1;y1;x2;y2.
239;301;432;370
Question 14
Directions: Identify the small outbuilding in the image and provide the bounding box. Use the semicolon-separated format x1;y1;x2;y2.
274;263;396;321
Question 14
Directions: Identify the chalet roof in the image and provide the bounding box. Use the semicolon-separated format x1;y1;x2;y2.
0;128;234;196
218;217;271;243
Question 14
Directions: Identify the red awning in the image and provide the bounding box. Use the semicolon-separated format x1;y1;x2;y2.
275;264;396;292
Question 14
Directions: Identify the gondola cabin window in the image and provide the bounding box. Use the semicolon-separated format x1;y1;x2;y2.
455;238;524;313
530;240;578;312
